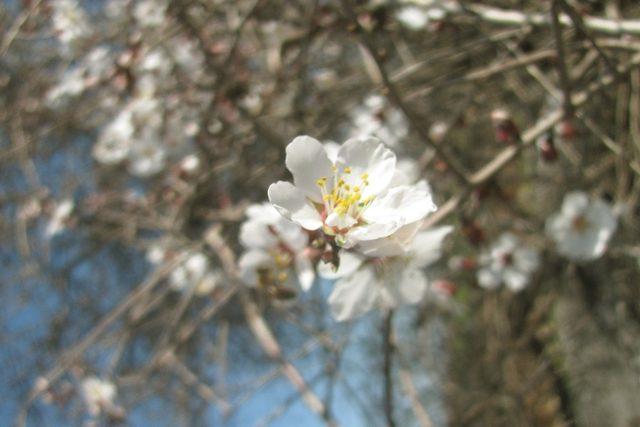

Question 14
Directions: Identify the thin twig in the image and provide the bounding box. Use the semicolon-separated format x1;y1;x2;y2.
382;310;395;427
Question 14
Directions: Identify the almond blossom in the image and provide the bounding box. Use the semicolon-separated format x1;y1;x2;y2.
268;136;435;249
545;191;617;261
238;203;316;291
80;377;118;417
319;226;452;321
349;95;408;149
477;233;540;292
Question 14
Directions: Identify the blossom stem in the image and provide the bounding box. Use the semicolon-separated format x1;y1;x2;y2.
382;310;396;427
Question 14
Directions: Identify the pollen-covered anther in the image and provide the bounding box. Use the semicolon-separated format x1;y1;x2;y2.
274;252;292;268
277;271;288;282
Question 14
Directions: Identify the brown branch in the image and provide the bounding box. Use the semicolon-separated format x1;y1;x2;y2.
382;310;396;427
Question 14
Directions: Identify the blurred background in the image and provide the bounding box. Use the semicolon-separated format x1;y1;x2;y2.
1;0;640;426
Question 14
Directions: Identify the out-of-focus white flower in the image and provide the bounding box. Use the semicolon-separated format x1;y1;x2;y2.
238;203;315;291
138;49;172;76
127;139;167;177
147;244;220;295
477;233;539;292
45;199;74;237
84;46;114;79
52;0;90;51
195;270;223;295
81;377;116;417
349;95;408;148
93;111;134;165
45;67;87;106
396;6;429;30
546;191;617;261
170;252;209;292
268;136;435;248
146;242;167;265
134;0;168;28
320;226;452;321
312;68;338;90
179;154;201;175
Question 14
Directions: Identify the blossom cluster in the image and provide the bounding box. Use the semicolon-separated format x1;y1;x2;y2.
237;135;452;321
235;136;621;320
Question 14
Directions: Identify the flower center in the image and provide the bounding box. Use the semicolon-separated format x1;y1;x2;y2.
315;166;375;234
500;252;514;266
571;215;589;233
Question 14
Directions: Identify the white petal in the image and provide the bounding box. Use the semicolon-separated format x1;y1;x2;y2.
246;203;282;222
390;159;420;187
494;233;518;254
364;181;436;226
514;247;540;273
587;199;617;237
357;220;423;257
545;212;570;242
503;268;529;292
238;250;272;287
273;218;308;251
562;191;589;217
327;267;379;321
295;254;315;291
345;219;403;245
477;267;501;289
410;225;454;268
381;267;428;308
239;219;277;249
317;251;364;279
268;181;323;230
285;135;333;202
323;141;340;163
325;212;357;229
396;6;429;30
336;136;396;197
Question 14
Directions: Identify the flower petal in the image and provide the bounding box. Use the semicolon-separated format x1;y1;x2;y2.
410;225;454;268
364;181;436;226
317;251;364;279
246;203;282;223
336;136;396;197
587;199;617;237
238;249;272;287
268;181;323;230
295;254;315;291
285;135;333;202
514;247;540;273
239;219;278;249
562;191;589;217
477;267;501;289
503;268;528;292
380;267;428;308
327;266;379;321
357;220;423;257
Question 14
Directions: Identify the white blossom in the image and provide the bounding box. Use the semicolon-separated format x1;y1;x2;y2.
93;111;134;165
45;67;87;106
127;138;167;178
133;0;168;28
45;199;74;237
238;203;315;291
396;6;429;30
477;233;539;292
80;377;116;417
546;191;617;261
320;226;453;321
52;0;90;52
349;95;408;148
268;136;435;249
